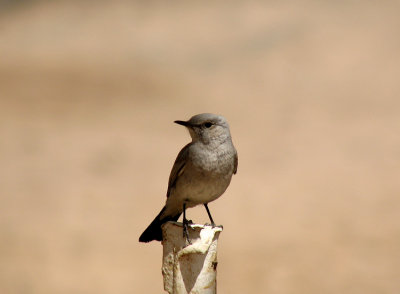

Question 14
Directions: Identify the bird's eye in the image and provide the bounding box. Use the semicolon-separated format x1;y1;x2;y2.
204;122;213;128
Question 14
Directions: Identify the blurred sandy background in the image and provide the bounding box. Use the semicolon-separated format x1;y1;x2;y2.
1;1;400;293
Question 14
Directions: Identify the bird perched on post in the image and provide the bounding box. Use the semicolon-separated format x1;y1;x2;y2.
139;113;238;243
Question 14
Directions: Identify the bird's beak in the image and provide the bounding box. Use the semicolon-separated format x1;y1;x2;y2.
174;120;192;127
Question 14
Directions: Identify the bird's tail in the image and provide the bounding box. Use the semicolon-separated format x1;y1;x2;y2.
139;206;181;242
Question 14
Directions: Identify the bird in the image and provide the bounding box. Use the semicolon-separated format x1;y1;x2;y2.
139;113;238;243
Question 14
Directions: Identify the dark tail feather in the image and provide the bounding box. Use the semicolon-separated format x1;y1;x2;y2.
139;206;181;243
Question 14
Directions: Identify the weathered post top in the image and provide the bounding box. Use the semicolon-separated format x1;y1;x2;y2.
161;222;223;294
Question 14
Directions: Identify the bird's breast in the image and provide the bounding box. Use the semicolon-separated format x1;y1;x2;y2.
176;144;235;206
190;144;236;175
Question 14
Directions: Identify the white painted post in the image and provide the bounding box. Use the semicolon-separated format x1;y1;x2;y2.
161;222;223;294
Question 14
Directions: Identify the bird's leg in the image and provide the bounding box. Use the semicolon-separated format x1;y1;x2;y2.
204;203;215;226
182;202;192;244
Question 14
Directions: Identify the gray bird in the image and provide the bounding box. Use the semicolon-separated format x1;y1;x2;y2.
139;113;238;243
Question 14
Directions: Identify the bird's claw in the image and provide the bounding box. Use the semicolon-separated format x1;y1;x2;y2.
183;219;193;244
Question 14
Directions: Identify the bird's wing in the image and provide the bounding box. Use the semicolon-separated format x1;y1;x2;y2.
233;151;238;174
166;143;191;198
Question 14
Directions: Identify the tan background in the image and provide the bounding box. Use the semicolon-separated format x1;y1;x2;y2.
1;1;399;293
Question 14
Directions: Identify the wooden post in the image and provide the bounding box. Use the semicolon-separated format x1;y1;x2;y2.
161;222;223;294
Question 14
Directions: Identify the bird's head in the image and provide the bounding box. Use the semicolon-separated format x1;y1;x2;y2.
175;113;231;145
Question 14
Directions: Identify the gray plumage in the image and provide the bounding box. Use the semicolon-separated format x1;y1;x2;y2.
139;113;238;242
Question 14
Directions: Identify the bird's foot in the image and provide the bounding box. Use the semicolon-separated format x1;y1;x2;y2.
204;223;223;230
183;219;193;245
